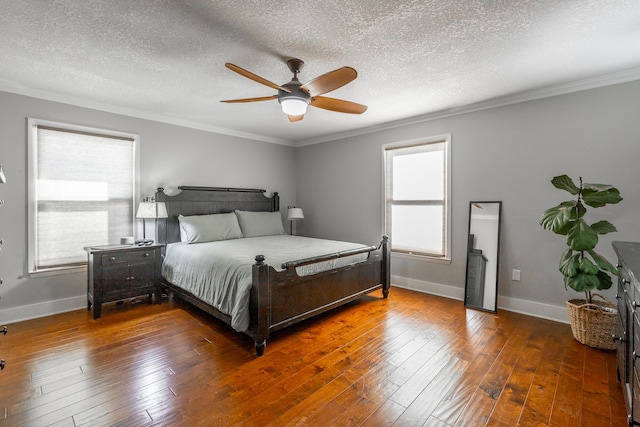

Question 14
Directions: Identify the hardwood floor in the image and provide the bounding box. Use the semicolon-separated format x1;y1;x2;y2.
0;287;626;426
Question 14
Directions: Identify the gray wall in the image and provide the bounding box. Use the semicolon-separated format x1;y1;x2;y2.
1;80;639;324
0;91;295;322
295;80;640;320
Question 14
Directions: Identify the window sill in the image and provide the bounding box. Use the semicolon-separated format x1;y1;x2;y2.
391;251;452;265
29;265;87;278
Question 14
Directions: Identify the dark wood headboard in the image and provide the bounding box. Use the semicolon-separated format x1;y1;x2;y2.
155;186;280;244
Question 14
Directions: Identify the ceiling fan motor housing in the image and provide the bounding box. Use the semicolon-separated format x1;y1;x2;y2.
278;78;310;115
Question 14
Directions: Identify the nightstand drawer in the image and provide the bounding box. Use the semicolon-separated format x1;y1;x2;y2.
101;249;157;265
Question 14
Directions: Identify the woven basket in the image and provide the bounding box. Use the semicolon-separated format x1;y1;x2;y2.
566;294;617;350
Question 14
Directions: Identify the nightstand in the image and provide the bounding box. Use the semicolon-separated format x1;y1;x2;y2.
85;243;163;319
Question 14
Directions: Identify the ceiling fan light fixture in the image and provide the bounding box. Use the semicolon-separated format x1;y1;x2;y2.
223;59;366;121
280;96;309;116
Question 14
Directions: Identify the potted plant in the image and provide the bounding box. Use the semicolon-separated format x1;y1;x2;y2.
540;174;622;349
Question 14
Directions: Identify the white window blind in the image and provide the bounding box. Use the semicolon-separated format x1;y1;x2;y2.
29;121;136;272
384;136;451;258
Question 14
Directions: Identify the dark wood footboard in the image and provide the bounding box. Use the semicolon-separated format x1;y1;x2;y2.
247;236;390;356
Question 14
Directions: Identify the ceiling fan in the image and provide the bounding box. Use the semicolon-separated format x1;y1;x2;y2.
220;58;367;122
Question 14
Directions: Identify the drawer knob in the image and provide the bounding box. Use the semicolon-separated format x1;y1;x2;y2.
0;359;4;370
634;351;640;360
0;278;3;285
616;294;622;300
144;253;150;257
0;239;3;245
110;256;116;261
1;326;6;335
632;301;638;310
623;279;631;285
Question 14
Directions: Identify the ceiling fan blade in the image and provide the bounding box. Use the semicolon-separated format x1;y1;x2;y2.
220;95;278;103
288;114;304;122
300;67;357;97
225;63;291;93
310;96;367;114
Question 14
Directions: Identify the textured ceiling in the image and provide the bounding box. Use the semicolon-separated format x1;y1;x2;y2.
1;1;640;145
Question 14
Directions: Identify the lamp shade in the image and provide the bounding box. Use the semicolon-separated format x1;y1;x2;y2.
136;201;168;219
287;207;304;221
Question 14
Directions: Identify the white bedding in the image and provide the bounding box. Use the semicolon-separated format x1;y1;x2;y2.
161;235;370;332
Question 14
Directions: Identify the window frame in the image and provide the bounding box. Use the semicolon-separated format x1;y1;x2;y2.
27;118;140;277
383;134;452;262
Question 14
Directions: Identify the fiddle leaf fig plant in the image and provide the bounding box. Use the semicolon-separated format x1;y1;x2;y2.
540;175;622;303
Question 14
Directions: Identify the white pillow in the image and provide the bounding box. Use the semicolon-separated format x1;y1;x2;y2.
178;213;244;243
234;210;285;237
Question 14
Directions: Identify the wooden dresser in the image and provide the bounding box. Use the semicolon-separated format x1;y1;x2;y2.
85;244;163;319
613;241;640;426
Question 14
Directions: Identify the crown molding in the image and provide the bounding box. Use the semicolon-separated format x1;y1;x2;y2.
295;66;640;147
2;66;639;149
0;80;295;147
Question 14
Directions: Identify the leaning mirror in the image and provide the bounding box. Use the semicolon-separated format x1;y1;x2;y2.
464;201;502;313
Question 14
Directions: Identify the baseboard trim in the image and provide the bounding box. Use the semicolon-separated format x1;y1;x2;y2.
0;295;86;325
0;278;570;326
392;275;569;324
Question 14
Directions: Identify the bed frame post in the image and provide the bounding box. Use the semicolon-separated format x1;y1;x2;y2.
155;187;167;245
381;235;391;298
251;254;269;356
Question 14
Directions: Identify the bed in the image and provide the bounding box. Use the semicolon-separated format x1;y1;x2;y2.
155;186;390;356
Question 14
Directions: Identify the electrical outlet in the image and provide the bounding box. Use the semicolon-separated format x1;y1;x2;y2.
512;269;521;281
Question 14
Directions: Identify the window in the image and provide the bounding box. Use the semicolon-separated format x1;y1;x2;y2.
28;119;137;274
384;135;451;259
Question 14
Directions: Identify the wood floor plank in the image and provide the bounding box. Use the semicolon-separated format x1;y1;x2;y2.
327;377;401;426
0;287;626;426
288;348;399;426
453;321;530;426
516;328;565;426
431;319;510;424
234;338;388;425
211;295;413;415
4;318;207;420
361;398;407;427
393;356;470;425
274;349;391;426
548;337;586;426
389;347;453;407
72;386;172;426
423;416;453;427
488;323;550;426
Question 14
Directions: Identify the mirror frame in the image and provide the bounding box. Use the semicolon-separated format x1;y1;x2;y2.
464;201;502;313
